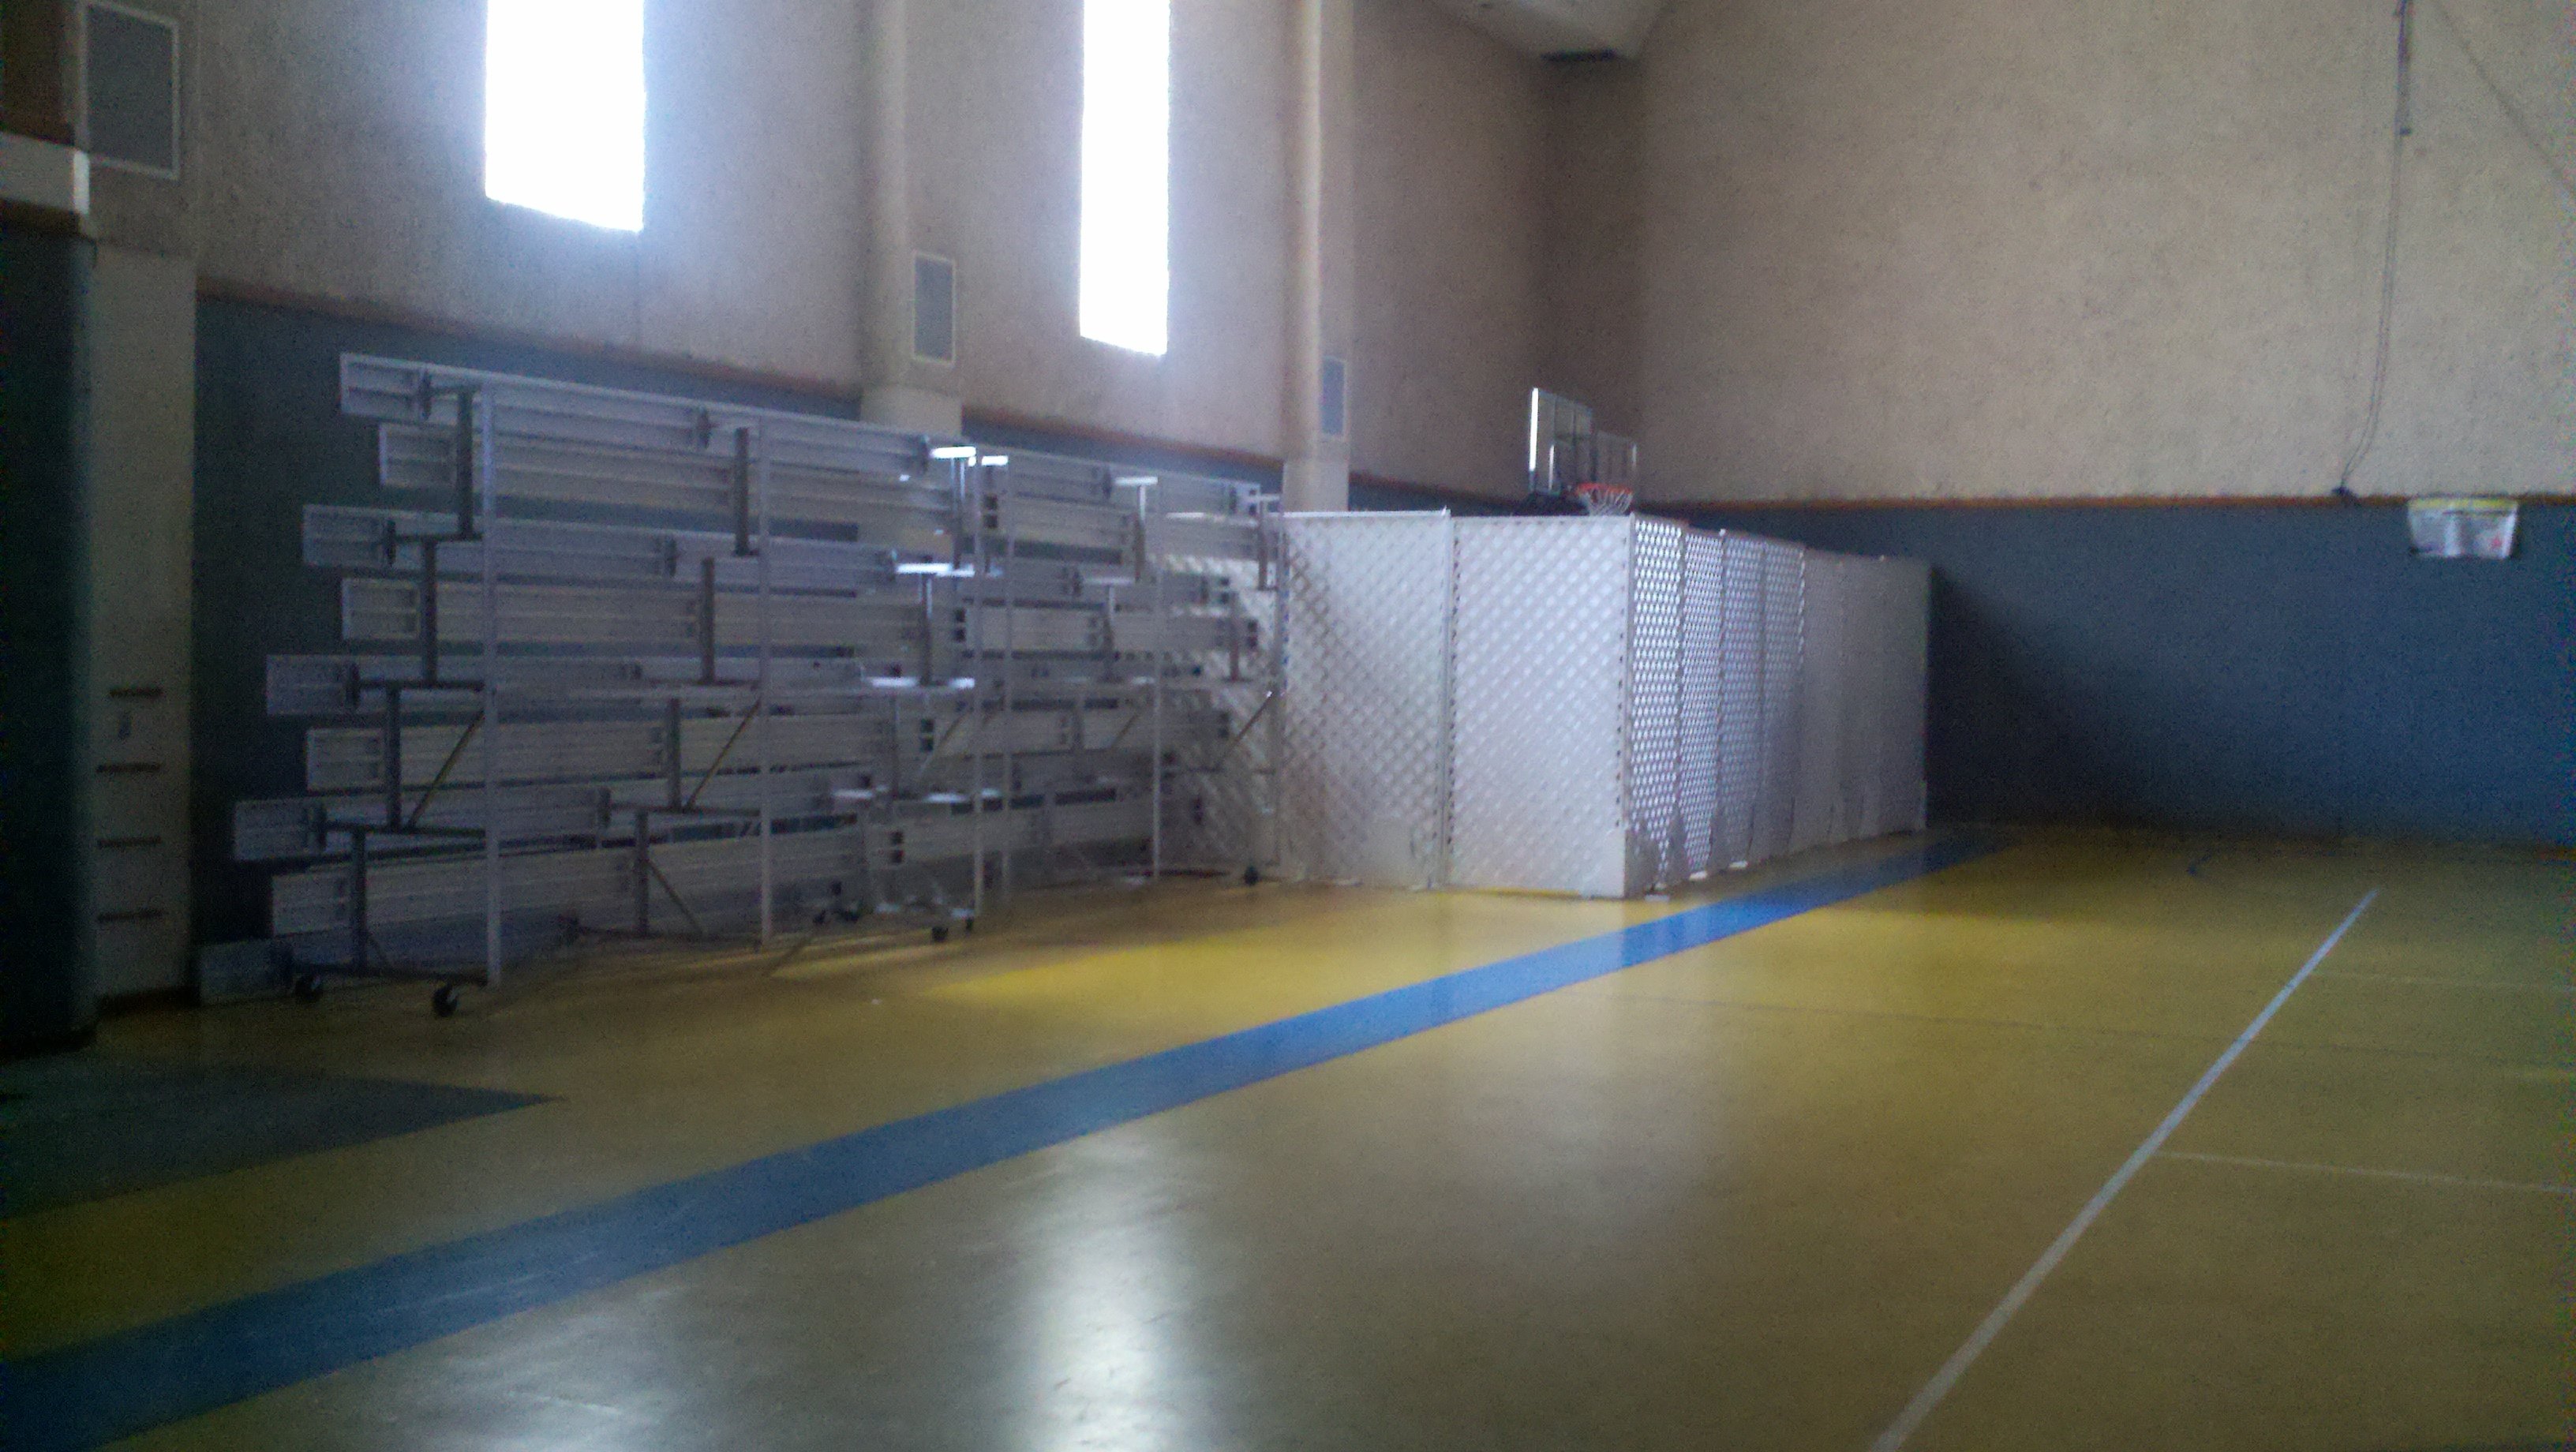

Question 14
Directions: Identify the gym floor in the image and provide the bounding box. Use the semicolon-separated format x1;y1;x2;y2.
5;832;2567;1451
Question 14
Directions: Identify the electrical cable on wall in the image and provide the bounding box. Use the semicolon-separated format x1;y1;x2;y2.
2332;0;2413;499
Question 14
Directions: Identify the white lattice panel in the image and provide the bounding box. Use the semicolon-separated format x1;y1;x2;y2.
1676;531;1727;878
1627;519;1689;889
1752;539;1806;864
1837;556;1871;843
1792;552;1849;853
1449;518;1634;896
1868;559;1911;838
1714;533;1765;870
1843;559;1889;840
1279;514;1452;886
1277;516;1922;896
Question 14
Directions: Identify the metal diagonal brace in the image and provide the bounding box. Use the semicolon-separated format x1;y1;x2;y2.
404;714;481;829
682;700;762;810
1204;690;1278;773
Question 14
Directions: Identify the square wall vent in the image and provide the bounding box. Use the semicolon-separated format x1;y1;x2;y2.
81;2;179;178
913;253;957;366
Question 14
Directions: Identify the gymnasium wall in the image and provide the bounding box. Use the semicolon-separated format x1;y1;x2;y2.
189;0;873;391
1552;0;2571;503
1341;484;2573;846
1537;58;1643;443
1458;0;2574;848
1693;502;2576;847
1349;0;1549;500
149;0;1537;475
908;0;1296;458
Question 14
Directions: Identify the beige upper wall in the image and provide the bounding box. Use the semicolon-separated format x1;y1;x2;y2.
163;0;1309;458
103;0;1541;472
1539;59;1642;440
1350;0;1549;497
1588;0;2574;501
190;0;871;390
176;0;1309;458
912;0;1295;458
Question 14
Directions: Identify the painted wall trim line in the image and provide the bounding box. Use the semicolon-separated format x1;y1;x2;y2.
0;833;1996;1452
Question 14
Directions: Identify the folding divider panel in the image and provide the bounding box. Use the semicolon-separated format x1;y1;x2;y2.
1885;558;1932;834
1713;533;1767;870
1676;531;1728;878
1279;518;1919;898
1448;518;1636;897
1791;552;1850;853
1846;556;1887;844
1867;559;1919;839
1751;538;1807;865
1278;514;1453;888
1843;559;1890;841
1627;519;1690;891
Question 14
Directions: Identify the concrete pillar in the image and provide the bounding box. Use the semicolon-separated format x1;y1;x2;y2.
1282;0;1354;511
858;0;964;438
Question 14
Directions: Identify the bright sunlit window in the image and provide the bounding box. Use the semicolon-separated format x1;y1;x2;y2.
485;0;645;231
1079;0;1170;355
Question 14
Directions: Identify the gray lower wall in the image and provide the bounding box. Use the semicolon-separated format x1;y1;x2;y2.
1687;502;2574;847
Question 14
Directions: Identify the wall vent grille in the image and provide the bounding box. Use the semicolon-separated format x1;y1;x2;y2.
913;253;957;366
80;2;178;178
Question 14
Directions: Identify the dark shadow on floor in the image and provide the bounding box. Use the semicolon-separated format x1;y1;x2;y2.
0;1055;544;1216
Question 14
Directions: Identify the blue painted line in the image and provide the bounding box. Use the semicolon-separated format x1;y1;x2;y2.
2;833;1996;1451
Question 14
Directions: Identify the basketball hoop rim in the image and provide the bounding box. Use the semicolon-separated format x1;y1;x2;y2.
1573;481;1634;515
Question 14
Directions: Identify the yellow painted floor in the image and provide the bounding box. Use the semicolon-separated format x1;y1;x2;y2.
6;833;2569;1450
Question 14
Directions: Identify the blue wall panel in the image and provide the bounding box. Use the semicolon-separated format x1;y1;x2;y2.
1686;503;2573;847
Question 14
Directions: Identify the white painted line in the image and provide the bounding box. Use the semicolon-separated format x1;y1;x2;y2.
1866;889;2379;1452
2159;1151;2574;1198
2311;971;2576;995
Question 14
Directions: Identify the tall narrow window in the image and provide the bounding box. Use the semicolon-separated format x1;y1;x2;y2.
1079;0;1170;355
485;0;645;231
